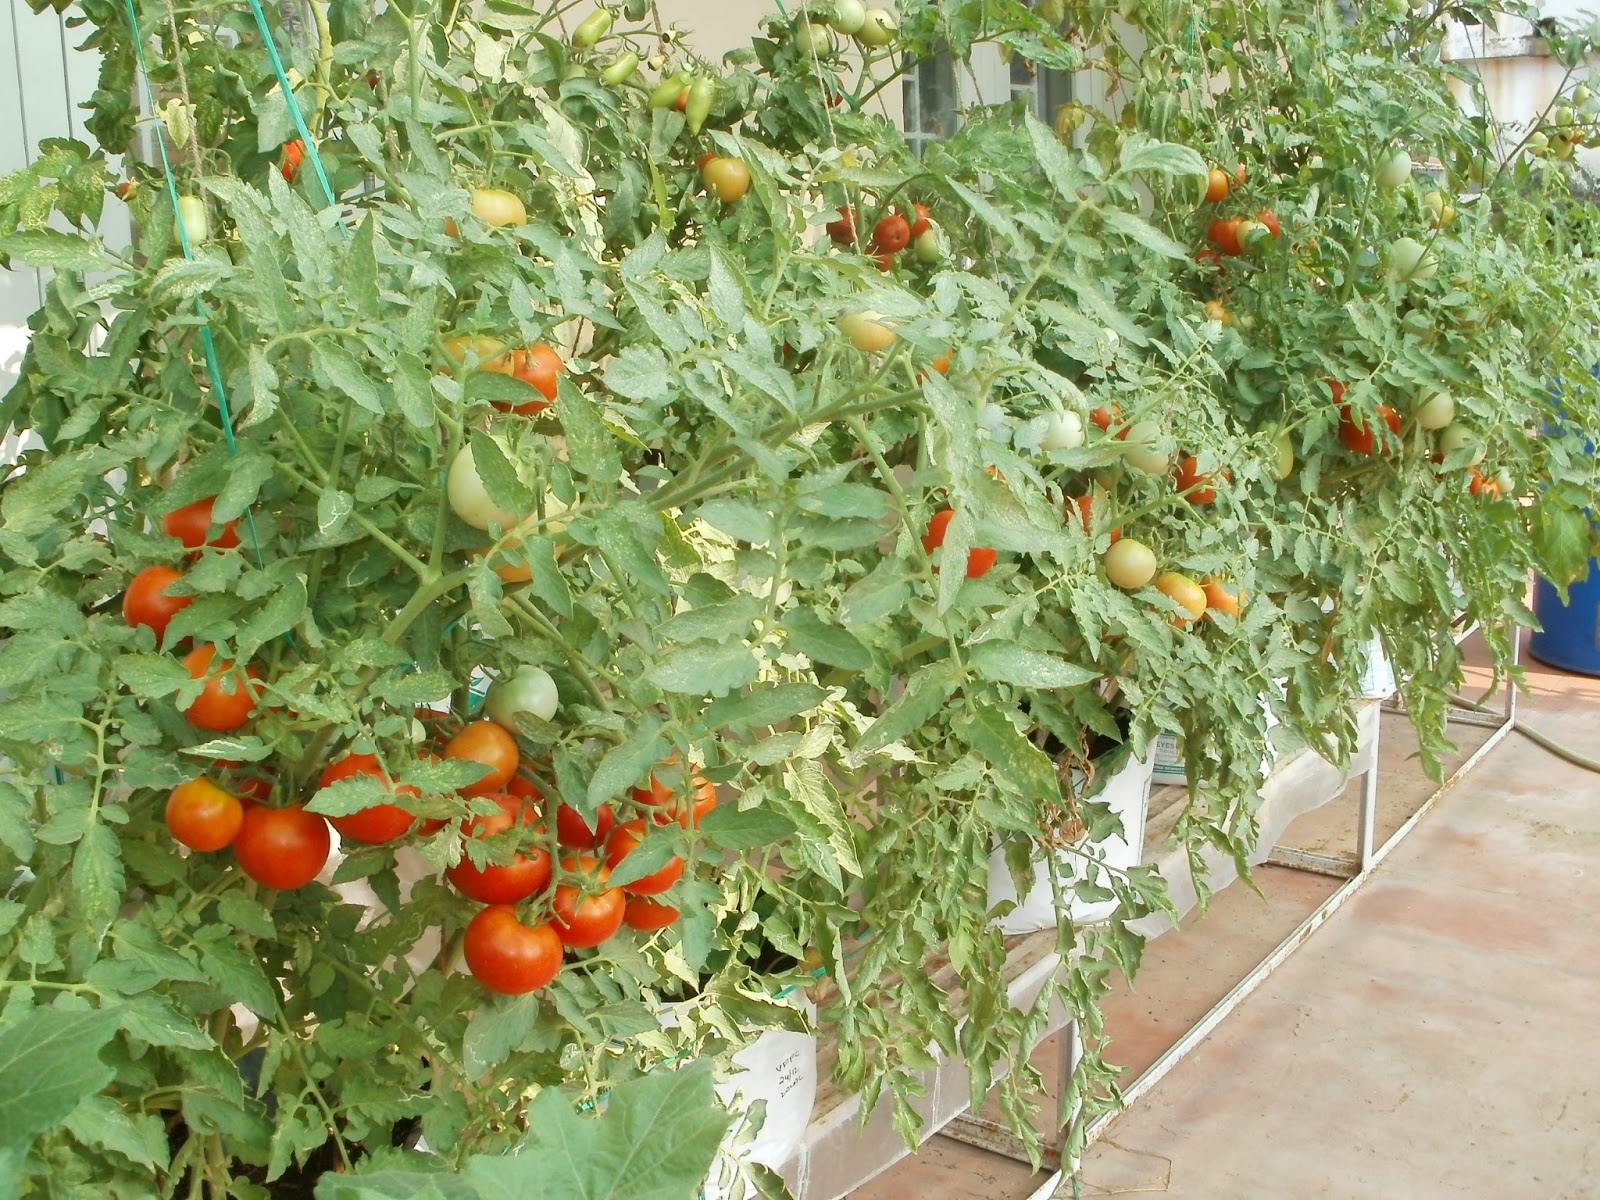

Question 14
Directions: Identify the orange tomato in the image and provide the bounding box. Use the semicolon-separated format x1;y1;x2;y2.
443;720;520;796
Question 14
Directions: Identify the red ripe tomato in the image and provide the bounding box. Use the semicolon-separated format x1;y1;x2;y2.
632;762;719;828
233;804;330;889
1327;379;1346;406
906;202;932;239
873;251;895;272
1256;208;1281;238
870;212;911;254
1089;404;1129;438
163;497;240;551
623;895;680;931
122;564;194;641
1174;455;1225;504
317;753;417;845
1207;216;1244;257
166;777;245;851
491;343;563;415
555;801;615;849
1195;247;1227;274
552;855;626;948
826;205;858;246
921;508;998;579
281;138;306;183
1067;494;1122;544
179;644;263;732
443;720;519;796
1338;404;1401;456
446;792;551;904
605;819;684;895
463;904;564;994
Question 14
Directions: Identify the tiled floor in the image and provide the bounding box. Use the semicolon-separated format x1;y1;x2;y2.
850;632;1600;1199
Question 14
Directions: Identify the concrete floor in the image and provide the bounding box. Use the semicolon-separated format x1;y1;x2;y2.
851;632;1600;1199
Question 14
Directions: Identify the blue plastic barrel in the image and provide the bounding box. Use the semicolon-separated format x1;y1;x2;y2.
1530;563;1600;675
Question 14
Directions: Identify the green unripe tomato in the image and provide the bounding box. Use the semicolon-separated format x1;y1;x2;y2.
856;7;897;47
1414;389;1455;430
829;0;867;35
1375;148;1412;189
1121;420;1170;474
448;444;527;532
486;666;560;728
1437;423;1485;467
1272;430;1294;481
600;51;639;86
650;71;692;110
839;310;896;352
1526;130;1550;155
572;8;613;48
174;194;208;244
911;225;945;264
1103;538;1157;590
1388;236;1438;282
795;18;833;55
685;76;716;135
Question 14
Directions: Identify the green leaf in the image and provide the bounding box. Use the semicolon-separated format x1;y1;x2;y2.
62;1092;168;1171
469;431;537;521
0;229;107;271
781;609;872;671
657;596;762;645
1117;135;1208;179
525;535;574;618
393;358;436;429
318;488;355;539
347;214;379;318
591;506;670;596
968;643;1101;689
115;653;190;699
462;993;541;1078
1531;500;1592;588
1100;207;1189;258
603;345;671;401
648;641;759;696
507;1060;732;1200
702;682;829;733
696;802;798;850
72;823;124;941
314;343;386;415
0;1007;119;1174
956;705;1060;813
587;719;665;807
856;663;958;755
238;576;307;649
697;500;773;544
556;377;621;484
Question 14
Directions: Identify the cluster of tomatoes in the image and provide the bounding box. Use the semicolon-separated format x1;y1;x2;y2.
121;497;273;735
825;201;940;272
161;689;717;994
129;489;715;995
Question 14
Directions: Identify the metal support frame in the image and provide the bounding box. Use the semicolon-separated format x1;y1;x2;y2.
941;636;1519;1200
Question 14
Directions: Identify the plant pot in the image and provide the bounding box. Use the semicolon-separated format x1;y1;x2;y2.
986;752;1154;933
659;992;818;1192
1357;635;1396;699
1149;691;1282;789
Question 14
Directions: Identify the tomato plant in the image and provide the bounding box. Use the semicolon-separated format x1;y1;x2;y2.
5;0;1600;1193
